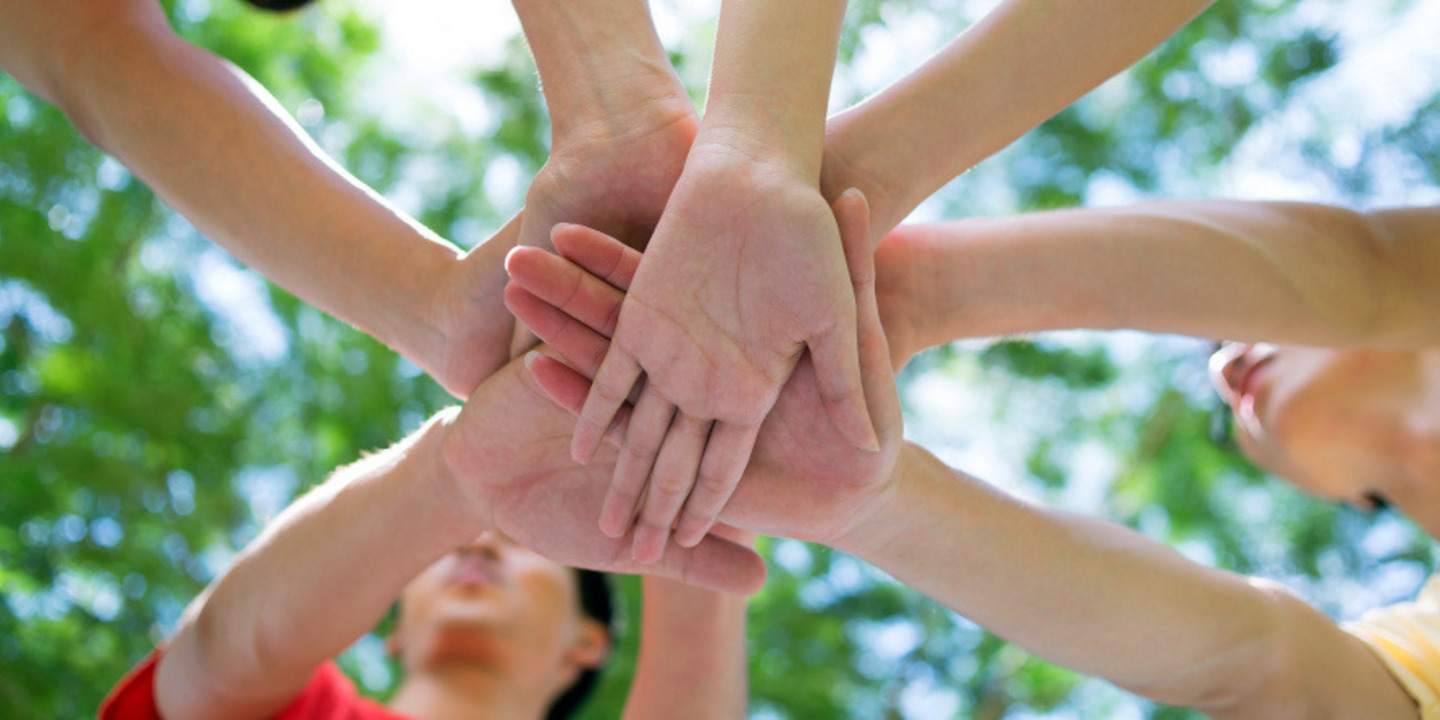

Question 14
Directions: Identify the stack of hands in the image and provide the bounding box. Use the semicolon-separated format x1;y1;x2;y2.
441;0;904;591
19;1;1439;716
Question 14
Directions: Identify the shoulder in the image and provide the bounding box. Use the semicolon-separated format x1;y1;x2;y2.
1344;574;1440;720
100;652;411;720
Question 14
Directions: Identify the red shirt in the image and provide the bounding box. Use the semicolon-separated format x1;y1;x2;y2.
98;652;414;720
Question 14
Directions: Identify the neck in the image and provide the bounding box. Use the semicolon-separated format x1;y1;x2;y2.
388;664;552;720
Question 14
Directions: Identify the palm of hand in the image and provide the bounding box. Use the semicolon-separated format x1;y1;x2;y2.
520;111;698;251
509;111;697;359
613;154;857;424
440;354;766;594
720;346;901;544
505;188;899;549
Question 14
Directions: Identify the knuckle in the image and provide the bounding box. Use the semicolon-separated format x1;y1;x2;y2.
654;472;695;497
622;436;662;462
594;379;631;405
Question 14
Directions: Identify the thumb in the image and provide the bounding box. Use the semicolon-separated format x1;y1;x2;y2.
808;190;881;452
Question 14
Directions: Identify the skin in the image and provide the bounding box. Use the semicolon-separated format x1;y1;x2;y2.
1212;342;1440;537
152;349;760;720
506;194;1435;717
506;0;699;355
820;0;1217;241
0;0;518;400
573;0;879;566
385;535;610;720
533;0;1222;561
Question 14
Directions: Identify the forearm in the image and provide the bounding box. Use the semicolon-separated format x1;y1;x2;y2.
156;410;484;720
701;0;849;178
622;576;749;720
835;444;1413;716
512;0;690;142
823;0;1212;235
888;201;1440;353
49;15;465;368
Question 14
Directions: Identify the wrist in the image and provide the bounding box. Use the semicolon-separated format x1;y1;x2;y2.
821;112;903;239
512;0;690;143
430;407;496;537
688;123;825;187
696;108;826;182
829;443;923;559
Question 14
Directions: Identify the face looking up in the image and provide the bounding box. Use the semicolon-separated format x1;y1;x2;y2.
390;532;610;699
1211;343;1440;536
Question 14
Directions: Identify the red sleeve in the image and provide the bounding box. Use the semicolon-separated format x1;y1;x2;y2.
98;651;412;720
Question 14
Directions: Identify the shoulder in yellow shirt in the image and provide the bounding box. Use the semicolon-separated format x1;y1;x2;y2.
1346;574;1440;720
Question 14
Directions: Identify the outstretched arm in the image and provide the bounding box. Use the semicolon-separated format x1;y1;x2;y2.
875;202;1440;366
155;411;478;720
562;0;879;565
0;0;516;398
822;0;1214;239
833;443;1417;718
623;535;751;720
154;354;764;719
506;211;1421;718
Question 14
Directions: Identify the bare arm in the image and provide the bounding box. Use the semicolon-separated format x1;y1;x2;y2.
155;410;479;720
622;572;749;720
500;197;1420;717
823;0;1214;239
876;201;1440;364
153;349;765;719
834;443;1417;718
0;0;516;398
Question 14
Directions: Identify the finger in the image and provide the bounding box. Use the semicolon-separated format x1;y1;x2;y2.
574;344;644;463
527;354;632;448
505;245;626;337
599;384;675;538
673;422;760;548
551;223;643;292
834;189;877;290
631;413;711;565
505;284;611;377
633;530;767;596
808;320;878;451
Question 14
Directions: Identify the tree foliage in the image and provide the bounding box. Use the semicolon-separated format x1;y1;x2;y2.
1;0;1436;718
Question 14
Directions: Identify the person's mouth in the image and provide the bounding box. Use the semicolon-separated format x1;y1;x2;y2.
1212;342;1276;406
1231;344;1277;407
449;557;498;588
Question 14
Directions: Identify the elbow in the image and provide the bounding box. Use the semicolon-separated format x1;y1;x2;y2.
162;594;285;714
1308;205;1417;346
1120;579;1314;719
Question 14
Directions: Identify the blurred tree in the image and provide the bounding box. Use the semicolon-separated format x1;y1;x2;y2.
1;0;1436;718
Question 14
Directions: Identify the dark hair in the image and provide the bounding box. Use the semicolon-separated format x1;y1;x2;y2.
546;570;616;719
239;0;319;11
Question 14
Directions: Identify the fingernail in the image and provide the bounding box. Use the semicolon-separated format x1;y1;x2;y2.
524;351;539;371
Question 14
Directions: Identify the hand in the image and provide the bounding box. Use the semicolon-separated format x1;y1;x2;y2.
873;224;941;371
418;215;524;399
562;144;881;562
435;348;767;595
508;74;698;357
506;190;902;546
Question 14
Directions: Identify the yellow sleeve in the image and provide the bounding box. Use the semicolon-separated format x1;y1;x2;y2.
1345;575;1440;720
